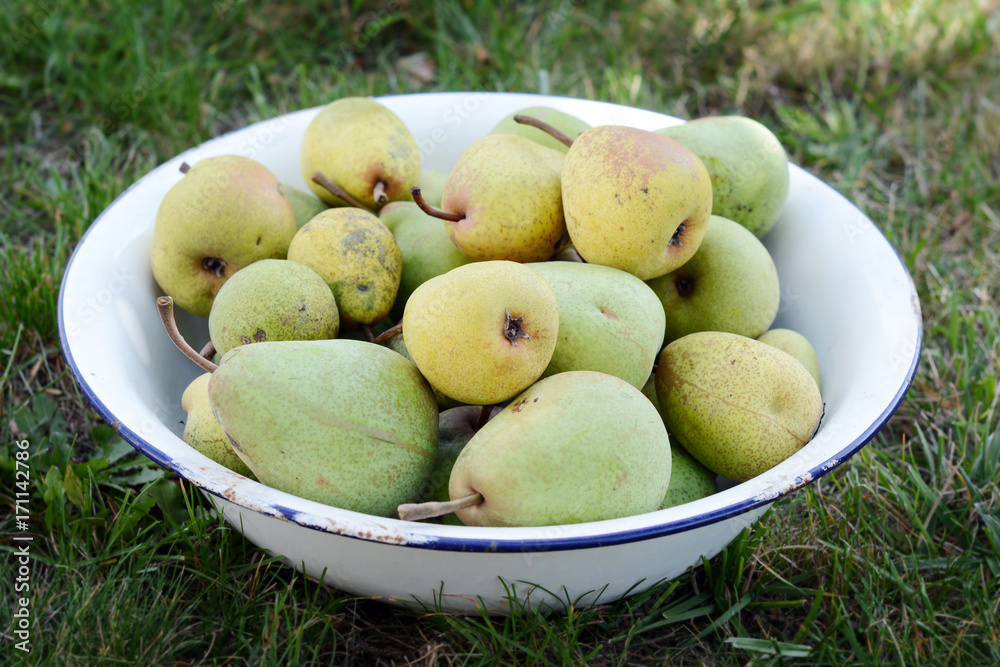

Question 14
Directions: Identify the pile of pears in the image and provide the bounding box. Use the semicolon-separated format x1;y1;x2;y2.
149;96;823;528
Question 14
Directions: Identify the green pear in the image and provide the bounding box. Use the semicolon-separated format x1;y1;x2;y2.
281;182;329;228
390;212;475;321
526;261;666;389
446;371;671;527
656;116;789;238
181;373;255;479
421;134;566;263
655;332;823;482
208;339;438;517
287;208;402;328
417;169;448;207
757;328;821;388
300;97;420;210
489;106;590;153
561;126;713;280
207;259;339;356
379;201;420;235
151;155;297;317
659;445;717;509
646;215;779;344
402;261;559;405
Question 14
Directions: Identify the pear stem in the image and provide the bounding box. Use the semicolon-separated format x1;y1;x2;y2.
373;179;388;205
361;325;376;343
372;322;403;346
411;187;463;222
312;171;374;213
397;493;484;522
199;340;216;360
179;162;191;174
513;114;574;148
157;297;218;373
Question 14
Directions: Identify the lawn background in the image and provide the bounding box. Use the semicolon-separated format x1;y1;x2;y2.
1;0;999;664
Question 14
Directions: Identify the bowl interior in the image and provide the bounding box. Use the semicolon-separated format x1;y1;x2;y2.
58;92;921;550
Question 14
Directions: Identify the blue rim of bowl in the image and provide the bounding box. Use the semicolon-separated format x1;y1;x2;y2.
57;94;924;554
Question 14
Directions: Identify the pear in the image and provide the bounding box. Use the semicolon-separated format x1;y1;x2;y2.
287;208;402;328
417;169;449;207
181;373;255;479
207;259;339;357
208;339;438;517
281;182;329;228
379;201;420;235
489;106;590;153
300;97;420;210
561;125;713;280
389;206;474;321
659;445;717;509
526;261;665;389
444;371;671;527
402;261;559;405
656;116;789;238
758;328;821;388
646;215;780;344
150;155;297;317
417;405;493;526
414;134;566;263
656;332;824;482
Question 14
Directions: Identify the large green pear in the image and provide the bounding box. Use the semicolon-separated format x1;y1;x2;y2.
181;373;255;479
656;332;823;482
447;371;672;527
757;328;821;388
656;116;789;238
300;97;420;210
287;208;402;327
526;261;665;389
646;215;780;344
561;126;713;280
402;261;559;405
151;155;297;317
489;106;590;153
434;134;566;263
208;339;438;517
208;259;339;356
417;169;448;207
388;205;474;321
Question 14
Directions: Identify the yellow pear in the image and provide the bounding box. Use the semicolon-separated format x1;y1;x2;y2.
402;261;559;405
181;373;255;479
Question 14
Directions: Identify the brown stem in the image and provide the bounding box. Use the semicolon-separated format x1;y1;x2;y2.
312;171;374;213
372;322;403;346
411;187;463;222
179;162;191;173
474;404;494;431
361;325;376;343
373;180;388;205
513;114;574;148
157;297;218;373
199;340;217;360
397;493;484;522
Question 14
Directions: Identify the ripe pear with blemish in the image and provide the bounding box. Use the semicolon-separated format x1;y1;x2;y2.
287;208;401;328
150;155;297;317
655;331;824;482
411;134;566;263
515;116;713;280
208;259;339;357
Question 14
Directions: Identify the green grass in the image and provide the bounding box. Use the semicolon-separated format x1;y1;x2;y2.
2;0;999;663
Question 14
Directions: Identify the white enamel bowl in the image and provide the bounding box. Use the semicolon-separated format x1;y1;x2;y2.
59;93;921;614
